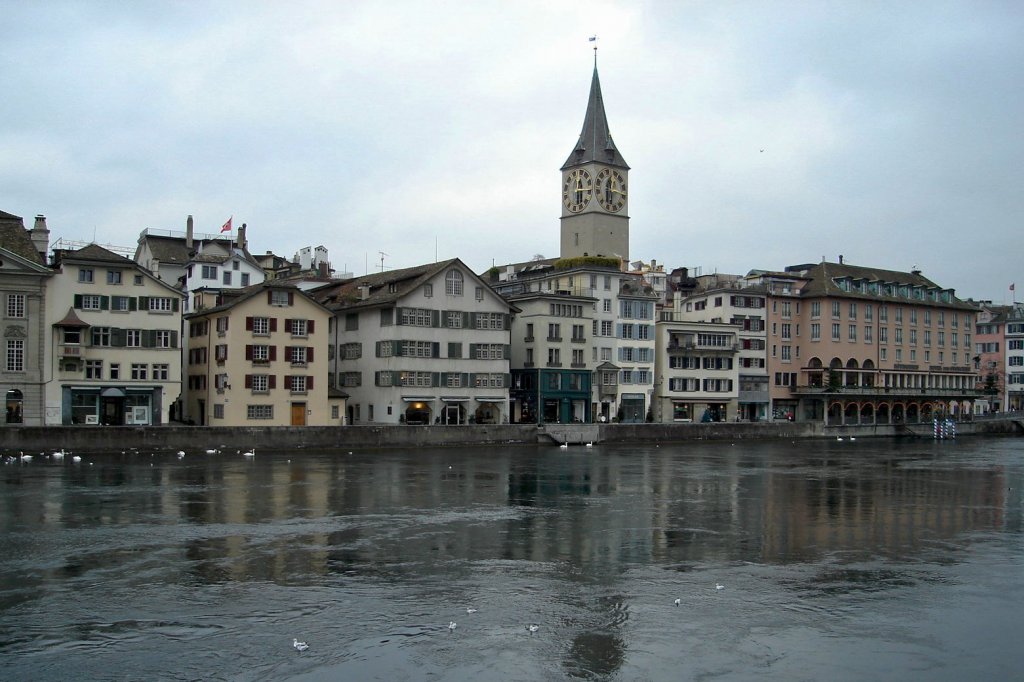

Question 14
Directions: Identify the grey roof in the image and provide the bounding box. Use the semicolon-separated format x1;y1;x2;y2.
561;65;629;171
311;259;460;311
66;243;136;265
0;212;43;264
792;261;975;310
184;281;333;319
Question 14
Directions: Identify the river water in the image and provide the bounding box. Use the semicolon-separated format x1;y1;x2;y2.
1;437;1022;681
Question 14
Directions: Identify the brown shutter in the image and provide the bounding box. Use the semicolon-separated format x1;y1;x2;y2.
267;290;273;304
288;291;294;305
269;375;276;389
245;374;252;389
308;320;315;334
284;319;293;333
270;318;278;332
284;375;293;390
246;316;253;331
245;345;253;360
307;347;314;362
307;376;314;390
269;346;277;361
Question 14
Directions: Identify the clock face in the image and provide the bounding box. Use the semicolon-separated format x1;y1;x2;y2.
596;168;627;213
562;169;593;213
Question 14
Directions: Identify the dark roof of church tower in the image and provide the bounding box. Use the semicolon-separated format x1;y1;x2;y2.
561;65;629;171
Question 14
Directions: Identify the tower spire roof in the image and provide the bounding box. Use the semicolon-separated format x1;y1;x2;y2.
561;64;629;171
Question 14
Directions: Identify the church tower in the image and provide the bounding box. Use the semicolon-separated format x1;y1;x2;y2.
560;58;629;262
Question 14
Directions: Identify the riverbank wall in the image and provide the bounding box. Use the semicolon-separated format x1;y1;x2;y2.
3;417;1019;452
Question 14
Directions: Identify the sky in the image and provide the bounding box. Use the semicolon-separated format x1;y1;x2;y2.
1;1;1021;302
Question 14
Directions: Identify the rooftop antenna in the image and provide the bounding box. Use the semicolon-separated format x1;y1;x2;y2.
378;251;389;272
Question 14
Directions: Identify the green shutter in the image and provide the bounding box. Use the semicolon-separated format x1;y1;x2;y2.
462;372;471;386
504;344;511;359
392;340;401;356
142;330;154;348
431;372;440;387
170;330;179;348
99;296;109;310
172;298;180;312
73;294;82;309
469;343;477;359
139;296;149;311
432;342;440;358
111;328;126;347
128;297;137;311
431;310;440;327
393;308;404;326
463;311;470;328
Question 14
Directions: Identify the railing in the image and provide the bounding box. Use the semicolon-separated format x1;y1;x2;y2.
791;385;987;398
59;345;81;357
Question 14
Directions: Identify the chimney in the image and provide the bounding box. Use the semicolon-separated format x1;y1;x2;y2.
30;215;50;264
237;223;247;251
358;283;371;300
838;254;844;265
185;215;194;250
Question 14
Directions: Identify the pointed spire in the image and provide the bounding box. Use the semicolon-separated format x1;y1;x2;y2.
561;64;629;170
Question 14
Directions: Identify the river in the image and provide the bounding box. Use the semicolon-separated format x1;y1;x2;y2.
1;436;1022;681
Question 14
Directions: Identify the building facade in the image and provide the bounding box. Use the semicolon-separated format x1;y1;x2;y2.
762;261;981;424
1006;304;1024;411
0;212;53;426
315;259;514;425
183;282;339;426
45;245;185;425
653;319;741;423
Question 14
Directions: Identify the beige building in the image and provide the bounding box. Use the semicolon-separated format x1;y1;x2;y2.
184;282;340;426
761;261;981;424
653;318;741;422
45;244;185;425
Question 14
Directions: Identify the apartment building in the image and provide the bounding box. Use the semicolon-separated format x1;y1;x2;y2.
183;282;339;426
0;212;52;426
761;260;980;424
313;258;514;425
1006;304;1024;411
45;244;185;425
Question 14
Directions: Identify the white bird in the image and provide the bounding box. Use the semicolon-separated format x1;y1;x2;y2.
849;437;856;441
559;443;568;450
20;452;32;462
715;583;724;591
836;437;844;442
176;450;186;456
205;449;218;455
466;608;477;614
293;638;308;651
674;598;681;606
527;624;539;633
585;442;593;448
448;621;457;631
51;449;65;459
72;455;82;463
242;449;255;458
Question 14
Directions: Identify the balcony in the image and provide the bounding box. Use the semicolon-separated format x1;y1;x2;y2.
59;345;82;357
666;342;739;354
790;385;986;399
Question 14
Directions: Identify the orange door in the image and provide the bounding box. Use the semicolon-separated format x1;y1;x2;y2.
291;403;306;426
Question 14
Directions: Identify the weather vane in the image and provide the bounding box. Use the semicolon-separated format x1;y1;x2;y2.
589;35;598;65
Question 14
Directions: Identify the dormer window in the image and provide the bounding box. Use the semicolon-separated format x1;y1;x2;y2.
446;269;464;296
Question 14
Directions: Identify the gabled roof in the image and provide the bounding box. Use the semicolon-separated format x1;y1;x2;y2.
184;281;333;319
66;243;134;264
0;212;43;264
561;65;629;171
311;258;458;310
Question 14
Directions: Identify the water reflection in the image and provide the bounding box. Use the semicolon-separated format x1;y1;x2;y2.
1;438;1021;680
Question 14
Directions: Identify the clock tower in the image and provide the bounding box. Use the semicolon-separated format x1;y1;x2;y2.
560;61;629;262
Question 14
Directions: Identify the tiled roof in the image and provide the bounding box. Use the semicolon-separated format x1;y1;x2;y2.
0;212;43;264
67;243;135;264
311;259;459;311
562;66;629;170
791;261;974;309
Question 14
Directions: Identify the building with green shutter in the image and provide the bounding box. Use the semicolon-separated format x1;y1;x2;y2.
45;244;185;425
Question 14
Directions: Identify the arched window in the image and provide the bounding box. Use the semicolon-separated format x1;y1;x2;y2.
445;269;464;297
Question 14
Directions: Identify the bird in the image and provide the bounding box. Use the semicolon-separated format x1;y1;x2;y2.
715;583;724;591
205;449;218;455
176;450;185;456
559;443;568;450
293;638;309;652
849;437;856;442
674;598;681;606
466;608;478;614
527;624;539;633
51;449;65;459
242;449;255;458
836;437;844;442
20;452;32;462
585;442;593;448
448;621;457;631
72;455;82;463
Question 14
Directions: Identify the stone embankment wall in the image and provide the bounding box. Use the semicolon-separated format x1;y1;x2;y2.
1;419;1019;452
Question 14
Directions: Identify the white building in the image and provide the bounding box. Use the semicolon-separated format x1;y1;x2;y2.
313;258;515;425
654;318;741;423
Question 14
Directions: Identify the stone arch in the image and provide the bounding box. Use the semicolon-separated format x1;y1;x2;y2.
860;403;875;423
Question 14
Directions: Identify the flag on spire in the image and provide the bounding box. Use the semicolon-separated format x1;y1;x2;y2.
1011;283;1016;292
221;216;232;233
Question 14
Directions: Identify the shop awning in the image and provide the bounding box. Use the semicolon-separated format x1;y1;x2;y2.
100;387;126;398
402;396;436;402
441;396;471;402
475;396;507;402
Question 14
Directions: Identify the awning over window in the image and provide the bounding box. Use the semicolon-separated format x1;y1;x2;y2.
441;396;470;402
402;396;436;402
100;387;126;398
475;396;507;402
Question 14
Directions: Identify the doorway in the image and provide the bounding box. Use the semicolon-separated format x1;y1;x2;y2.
291;402;307;426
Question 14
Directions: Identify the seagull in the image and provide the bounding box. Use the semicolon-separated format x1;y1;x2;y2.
674;598;681;606
242;449;255;458
715;583;724;591
527;624;539;633
448;621;457;631
466;608;478;614
293;638;309;651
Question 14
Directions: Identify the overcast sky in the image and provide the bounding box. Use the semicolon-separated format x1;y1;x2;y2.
1;1;1021;301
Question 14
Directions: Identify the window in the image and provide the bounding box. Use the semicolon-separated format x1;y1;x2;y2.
474;373;504;388
6;340;25;371
82;295;102;310
848;324;857;342
156;330;172;348
341;342;362;359
252;317;270;335
548;323;561;340
401;307;432;326
125;329;140;347
79;268;94;283
6;293;26;318
106;270;122;285
603;299;612;312
241;273;250;287
247;405;273;420
91;327;111;347
811;323;821;340
547;348;561;366
474;343;505;359
402;341;435;357
289;376;307;393
111;296;129;312
399;371;433;387
572;348;584;365
601;320;613;336
831;323;840;341
149;297;173;312
202;265;217;280
131;363;148;380
252;344;270;362
152;364;169;380
445;269;465;296
811;301;821;318
781;324;791;340
864;326;873;343
340;372;361;387
134;274;143;285
831;301;840;318
222;271;232;285
290;319;308;337
476;286;484;301
475;312;505;330
446;311;463;328
424;283;433;297
251;375;269;392
110;363;120;380
290;347;308;365
848;303;857;320
270;290;291;306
